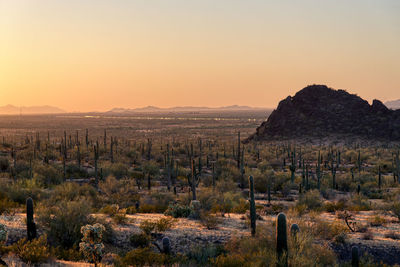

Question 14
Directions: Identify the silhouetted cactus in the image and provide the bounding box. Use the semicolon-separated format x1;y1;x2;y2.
276;213;288;267
94;141;99;186
378;165;382;190
316;151;322;189
351;246;359;267
290;223;300;237
162;237;171;254
237;132;241;169
331;160;336;189
289;150;296;183
249;176;256;237
187;159;200;200
26;197;37;241
104;129;107;151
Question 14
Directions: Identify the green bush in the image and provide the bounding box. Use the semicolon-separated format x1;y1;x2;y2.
164;203;192;218
117;248;172;267
33;164;62;187
38;199;112;248
296;190;323;212
130;233;150;248
13;235;50;265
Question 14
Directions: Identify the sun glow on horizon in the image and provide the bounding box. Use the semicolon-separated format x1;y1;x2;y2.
1;0;399;112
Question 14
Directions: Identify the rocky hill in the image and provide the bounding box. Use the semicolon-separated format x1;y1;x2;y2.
247;85;400;141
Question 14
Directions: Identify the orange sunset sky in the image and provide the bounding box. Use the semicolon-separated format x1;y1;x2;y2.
0;0;399;112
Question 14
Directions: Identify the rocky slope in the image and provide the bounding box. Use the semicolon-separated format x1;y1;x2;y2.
248;85;400;141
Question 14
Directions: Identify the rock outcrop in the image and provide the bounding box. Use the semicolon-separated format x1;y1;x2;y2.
248;85;400;141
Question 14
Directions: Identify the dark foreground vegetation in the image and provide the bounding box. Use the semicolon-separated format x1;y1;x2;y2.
0;112;400;266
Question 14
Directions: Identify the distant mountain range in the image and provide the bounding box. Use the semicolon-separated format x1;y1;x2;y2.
385;99;400;110
0;105;65;115
107;105;270;113
0;104;269;115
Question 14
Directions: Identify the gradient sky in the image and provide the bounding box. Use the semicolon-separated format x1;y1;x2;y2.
0;0;399;112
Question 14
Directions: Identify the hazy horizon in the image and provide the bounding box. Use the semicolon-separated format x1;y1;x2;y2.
1;0;399;112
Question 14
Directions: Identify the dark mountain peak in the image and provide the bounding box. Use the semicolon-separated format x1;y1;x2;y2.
247;85;400;141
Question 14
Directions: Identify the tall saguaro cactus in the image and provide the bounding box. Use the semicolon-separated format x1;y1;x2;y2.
316;151;322;189
289;151;296;183
276;213;288;267
378;165;382;190
237;132;241;169
94;141;99;186
249;176;256;237
187;159;200;200
351;246;359;267
26;197;37;241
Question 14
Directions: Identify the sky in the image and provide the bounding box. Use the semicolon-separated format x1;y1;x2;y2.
0;0;399;112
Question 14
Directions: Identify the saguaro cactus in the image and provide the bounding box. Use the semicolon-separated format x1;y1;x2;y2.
162;237;171;254
290;223;300;237
249;176;256;237
187;159;200;200
26;197;37;241
378;165;382;190
94;142;99;186
289;152;296;183
276;213;288;267
351;246;359;267
237;132;241;169
316;151;322;189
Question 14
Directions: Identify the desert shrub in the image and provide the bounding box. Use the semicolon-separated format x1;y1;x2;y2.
200;212;221;230
220;223;337;267
139;217;175;235
154;217;176;232
50;183;98;206
384;231;400;240
139;220;156;236
101;162;129;179
33;164;62;187
369;215;386;227
0;224;7;244
117;248;171;267
100;204;120;215
213;254;247;267
334;232;348;244
1;180;44;204
0;195;18;215
0;157;9;172
126;206;137;214
100;204;127;224
138;204;157;213
311;220;348;240
37;199;112;248
361;230;374;240
99;176;140;207
348;194;371;211
130;233;150;248
324;198;347;212
13;235;50;265
231;198;249;214
388;201;400;221
51;246;83;261
147;192;175;213
164;203;192;218
296;190;323;212
185;245;226;266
